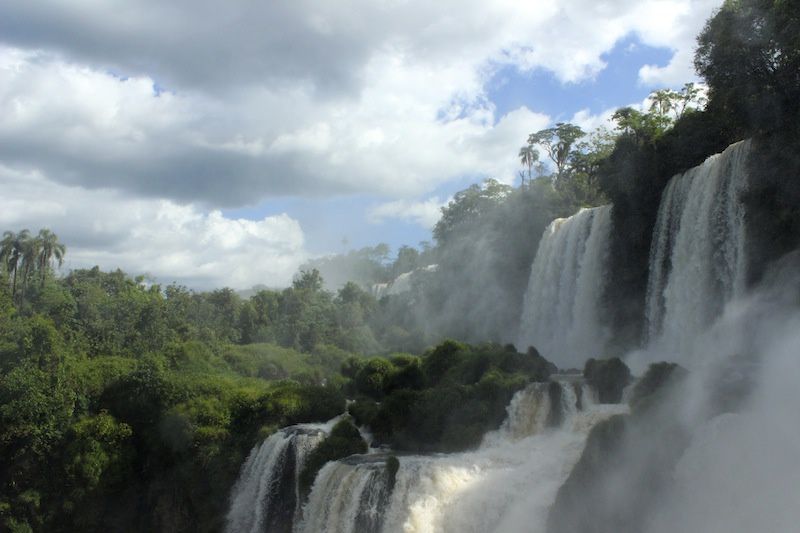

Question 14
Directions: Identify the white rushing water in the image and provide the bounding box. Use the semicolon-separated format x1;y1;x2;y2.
518;205;613;367
644;140;751;354
640;253;800;533
297;457;393;533
372;265;438;299
226;422;332;533
226;138;800;533
294;379;625;533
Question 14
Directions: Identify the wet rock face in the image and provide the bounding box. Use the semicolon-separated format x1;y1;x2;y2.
546;406;690;533
583;357;631;403
630;362;688;412
547;415;629;533
546;381;564;428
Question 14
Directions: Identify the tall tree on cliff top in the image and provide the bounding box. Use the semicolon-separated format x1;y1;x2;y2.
526;123;585;182
695;0;800;134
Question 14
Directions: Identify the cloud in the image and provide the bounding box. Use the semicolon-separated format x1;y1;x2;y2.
0;1;722;208
636;0;722;86
368;197;449;229
0;1;724;284
0;165;306;289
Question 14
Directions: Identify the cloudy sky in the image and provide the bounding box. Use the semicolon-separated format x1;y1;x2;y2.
0;0;721;289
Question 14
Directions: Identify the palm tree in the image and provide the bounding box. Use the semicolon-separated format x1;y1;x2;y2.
37;229;66;288
518;145;539;187
0;229;30;302
19;232;41;303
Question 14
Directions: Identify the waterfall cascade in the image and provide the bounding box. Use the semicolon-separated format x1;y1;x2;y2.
371;264;438;299
226;423;330;533
518;205;613;367
293;378;625;533
296;455;394;533
645;140;751;353
225;140;772;533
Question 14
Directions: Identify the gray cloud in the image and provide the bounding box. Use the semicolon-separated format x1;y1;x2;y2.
0;1;722;286
0;1;376;96
0;1;720;208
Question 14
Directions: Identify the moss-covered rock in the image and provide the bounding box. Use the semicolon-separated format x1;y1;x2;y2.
584;357;631;403
298;419;367;495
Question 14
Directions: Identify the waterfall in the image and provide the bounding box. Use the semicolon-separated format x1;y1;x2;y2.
226;424;328;533
226;382;624;533
297;456;393;533
645;140;751;354
518;205;613;367
290;379;625;533
379;379;626;533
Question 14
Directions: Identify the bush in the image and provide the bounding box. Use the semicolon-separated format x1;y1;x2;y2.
354;358;395;399
298;419;367;494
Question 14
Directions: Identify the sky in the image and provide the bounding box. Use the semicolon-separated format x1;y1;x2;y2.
0;0;723;289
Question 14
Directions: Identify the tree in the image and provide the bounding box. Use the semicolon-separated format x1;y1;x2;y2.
19;233;41;303
611;107;672;144
433;179;513;244
292;269;324;292
391;246;421;278
526;123;585;181
1;230;31;303
36;229;66;288
695;0;800;134
518;144;540;187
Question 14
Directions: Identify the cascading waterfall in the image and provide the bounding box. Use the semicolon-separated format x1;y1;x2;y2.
226;424;329;533
294;378;625;533
518;205;613;367
645;140;751;354
224;138;794;533
296;456;394;533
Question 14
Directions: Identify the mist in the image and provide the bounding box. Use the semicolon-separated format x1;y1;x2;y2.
548;251;800;533
645;253;800;533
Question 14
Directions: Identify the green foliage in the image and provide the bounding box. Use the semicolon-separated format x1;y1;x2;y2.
62;413;133;510
527;122;585;179
299;419;367;494
421;339;468;386
696;0;800;136
363;341;553;452
347;398;380;427
433;179;514;245
354;357;395;399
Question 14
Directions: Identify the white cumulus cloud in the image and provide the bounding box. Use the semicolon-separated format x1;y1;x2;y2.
0;165;306;289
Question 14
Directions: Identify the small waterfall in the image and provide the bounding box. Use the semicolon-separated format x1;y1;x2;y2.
258;381;624;533
376;380;626;533
297;456;393;533
645;140;751;353
226;425;328;533
518;205;613;367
